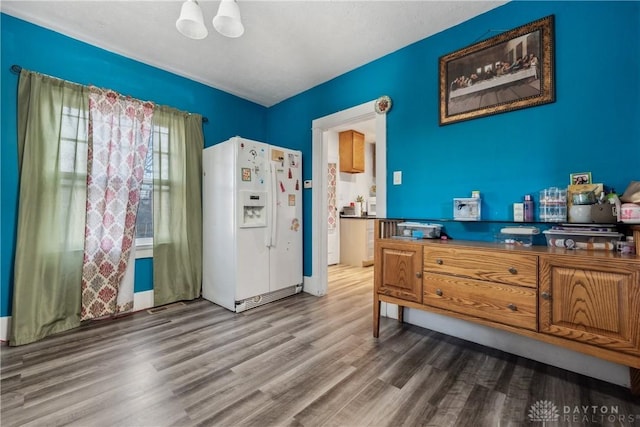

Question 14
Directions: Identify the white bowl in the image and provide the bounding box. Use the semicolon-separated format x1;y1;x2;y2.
569;204;592;223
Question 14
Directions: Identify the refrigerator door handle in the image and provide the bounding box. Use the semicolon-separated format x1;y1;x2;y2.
269;161;278;247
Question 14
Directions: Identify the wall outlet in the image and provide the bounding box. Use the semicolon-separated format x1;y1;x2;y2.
393;171;402;185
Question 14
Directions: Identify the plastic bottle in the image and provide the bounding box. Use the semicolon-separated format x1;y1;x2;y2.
524;194;534;222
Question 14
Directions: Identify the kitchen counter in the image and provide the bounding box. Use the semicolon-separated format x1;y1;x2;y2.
340;217;375;267
340;215;377;219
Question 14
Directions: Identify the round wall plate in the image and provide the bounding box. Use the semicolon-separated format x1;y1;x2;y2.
375;95;392;114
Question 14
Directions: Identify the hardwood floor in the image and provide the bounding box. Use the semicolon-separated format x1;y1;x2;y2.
2;264;638;426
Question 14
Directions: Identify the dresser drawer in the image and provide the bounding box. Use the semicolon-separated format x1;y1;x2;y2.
423;246;537;288
423;272;537;331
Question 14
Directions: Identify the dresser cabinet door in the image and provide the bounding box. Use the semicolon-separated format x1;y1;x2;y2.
539;256;640;356
375;241;423;303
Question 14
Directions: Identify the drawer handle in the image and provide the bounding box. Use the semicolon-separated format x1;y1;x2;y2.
436;259;443;265
416;272;422;279
435;289;443;296
508;267;517;275
541;292;551;300
507;303;517;311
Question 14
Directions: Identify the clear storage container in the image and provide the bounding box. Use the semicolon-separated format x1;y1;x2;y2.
543;229;623;250
496;233;533;247
453;198;481;221
539;187;567;222
395;222;442;239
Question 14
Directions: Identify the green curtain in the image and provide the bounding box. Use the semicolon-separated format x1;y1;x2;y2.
152;106;203;306
11;71;89;346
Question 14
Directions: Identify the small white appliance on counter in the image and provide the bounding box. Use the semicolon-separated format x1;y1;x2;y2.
202;136;303;312
367;197;376;216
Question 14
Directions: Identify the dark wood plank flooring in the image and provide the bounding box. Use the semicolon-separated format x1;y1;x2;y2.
2;264;639;426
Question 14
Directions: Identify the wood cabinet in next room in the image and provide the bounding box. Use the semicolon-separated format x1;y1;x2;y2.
339;130;364;173
340;218;375;267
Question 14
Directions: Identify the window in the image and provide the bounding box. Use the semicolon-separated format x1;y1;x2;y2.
59;105;89;252
134;123;171;256
56;103;156;256
135;133;154;250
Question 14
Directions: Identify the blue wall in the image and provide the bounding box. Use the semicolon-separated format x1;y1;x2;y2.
1;14;267;316
267;1;640;274
2;1;639;316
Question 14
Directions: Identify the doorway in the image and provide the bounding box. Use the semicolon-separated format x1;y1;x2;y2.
326;120;376;266
305;100;387;297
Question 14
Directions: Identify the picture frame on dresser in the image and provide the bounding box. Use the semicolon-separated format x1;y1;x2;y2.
439;15;555;125
570;171;592;185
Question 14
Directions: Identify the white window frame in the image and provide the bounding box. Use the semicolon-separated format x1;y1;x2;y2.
135;126;156;259
135;237;153;258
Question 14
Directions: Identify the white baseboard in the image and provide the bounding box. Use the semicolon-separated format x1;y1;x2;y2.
0;316;10;342
133;290;154;312
303;275;325;296
1;290;156;343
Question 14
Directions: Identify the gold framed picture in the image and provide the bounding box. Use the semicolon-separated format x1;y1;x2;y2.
440;15;555;125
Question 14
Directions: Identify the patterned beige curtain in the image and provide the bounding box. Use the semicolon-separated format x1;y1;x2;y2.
328;162;337;231
80;87;154;320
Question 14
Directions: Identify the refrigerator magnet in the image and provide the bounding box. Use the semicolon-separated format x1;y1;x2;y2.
241;168;251;181
279;181;286;192
288;168;292;179
272;149;285;164
290;218;300;231
288;194;295;206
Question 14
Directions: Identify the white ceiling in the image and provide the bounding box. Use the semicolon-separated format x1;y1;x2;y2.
2;0;506;107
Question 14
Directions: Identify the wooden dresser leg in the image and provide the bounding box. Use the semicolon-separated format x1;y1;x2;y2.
630;367;640;396
373;294;380;338
398;305;404;324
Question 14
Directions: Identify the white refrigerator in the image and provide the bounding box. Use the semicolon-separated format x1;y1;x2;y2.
202;136;303;312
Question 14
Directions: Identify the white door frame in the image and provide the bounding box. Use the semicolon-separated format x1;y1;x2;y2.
304;100;387;296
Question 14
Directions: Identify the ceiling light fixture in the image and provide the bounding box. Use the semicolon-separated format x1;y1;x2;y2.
213;0;245;38
176;0;208;40
176;0;244;40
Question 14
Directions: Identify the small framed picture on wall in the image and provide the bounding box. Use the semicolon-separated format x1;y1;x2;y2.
570;172;592;185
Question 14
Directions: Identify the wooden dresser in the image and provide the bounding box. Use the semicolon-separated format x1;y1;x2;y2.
373;221;640;395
